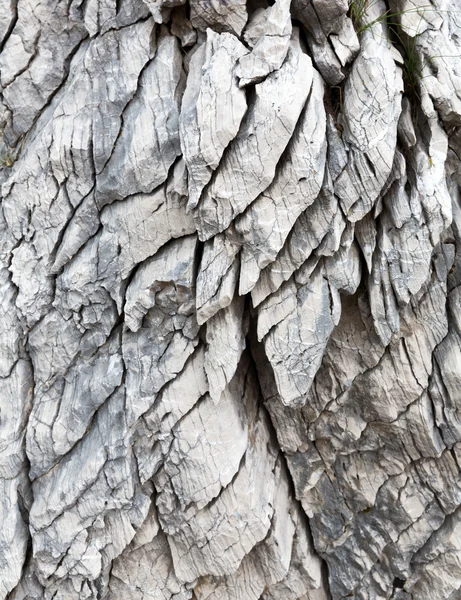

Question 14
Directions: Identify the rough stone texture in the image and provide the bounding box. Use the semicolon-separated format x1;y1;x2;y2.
1;1;461;599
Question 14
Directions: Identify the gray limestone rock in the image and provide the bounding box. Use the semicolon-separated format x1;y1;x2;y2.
180;29;248;209
1;2;461;600
236;0;292;87
236;68;326;295
194;30;313;240
189;0;247;36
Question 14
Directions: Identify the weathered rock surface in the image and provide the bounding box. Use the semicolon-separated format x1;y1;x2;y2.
1;1;461;599
180;29;248;209
194;31;313;240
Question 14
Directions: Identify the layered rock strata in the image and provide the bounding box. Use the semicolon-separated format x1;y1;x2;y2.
1;0;461;599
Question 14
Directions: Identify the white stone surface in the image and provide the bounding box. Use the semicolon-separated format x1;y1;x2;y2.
1;1;461;599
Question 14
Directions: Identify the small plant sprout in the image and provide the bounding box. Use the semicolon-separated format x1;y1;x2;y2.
0;147;16;168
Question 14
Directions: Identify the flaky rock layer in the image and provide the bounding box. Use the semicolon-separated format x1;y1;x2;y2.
1;0;461;599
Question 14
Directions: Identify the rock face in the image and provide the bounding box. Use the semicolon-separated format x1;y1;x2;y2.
1;1;461;599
